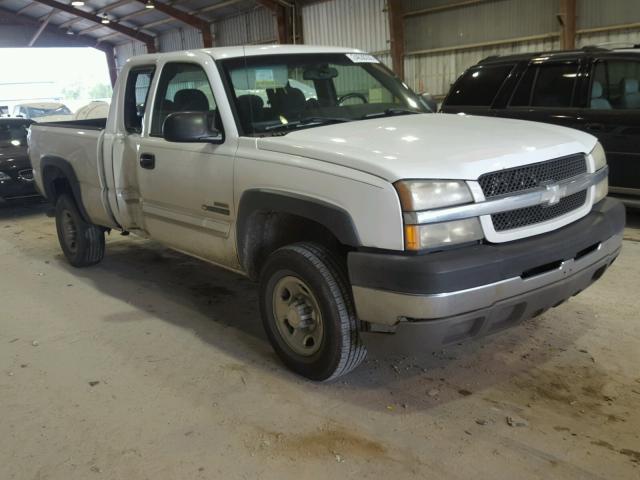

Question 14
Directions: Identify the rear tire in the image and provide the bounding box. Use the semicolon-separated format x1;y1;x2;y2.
55;194;105;267
259;242;366;381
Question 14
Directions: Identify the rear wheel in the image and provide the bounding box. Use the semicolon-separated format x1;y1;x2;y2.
55;194;105;267
259;242;366;381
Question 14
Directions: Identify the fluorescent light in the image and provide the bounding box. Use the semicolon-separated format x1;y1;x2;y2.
71;1;85;6
101;16;110;24
145;0;155;8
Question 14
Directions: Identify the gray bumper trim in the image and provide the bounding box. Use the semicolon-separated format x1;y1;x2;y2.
353;231;623;326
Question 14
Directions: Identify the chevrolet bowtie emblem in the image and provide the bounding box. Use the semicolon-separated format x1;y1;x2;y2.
541;183;566;206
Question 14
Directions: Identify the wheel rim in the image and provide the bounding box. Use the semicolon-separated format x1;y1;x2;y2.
61;209;78;254
272;275;324;356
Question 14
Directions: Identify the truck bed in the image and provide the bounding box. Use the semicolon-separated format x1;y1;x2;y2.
29;120;116;228
34;117;106;130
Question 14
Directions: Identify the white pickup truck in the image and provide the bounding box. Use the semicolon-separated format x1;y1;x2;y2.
29;45;624;380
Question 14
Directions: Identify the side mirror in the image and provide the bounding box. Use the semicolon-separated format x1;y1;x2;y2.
163;111;223;143
419;92;438;113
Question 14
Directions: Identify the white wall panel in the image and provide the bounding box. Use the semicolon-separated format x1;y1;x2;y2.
214;7;277;46
577;29;640;49
302;0;389;54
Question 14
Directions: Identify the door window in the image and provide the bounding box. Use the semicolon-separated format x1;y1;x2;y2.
124;66;155;133
591;60;640;110
446;64;514;106
150;62;219;137
510;62;578;108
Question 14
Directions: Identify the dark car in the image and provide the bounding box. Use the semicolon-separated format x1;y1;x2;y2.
441;46;640;207
0;118;40;203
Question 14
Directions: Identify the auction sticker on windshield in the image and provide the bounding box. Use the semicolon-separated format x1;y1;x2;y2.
346;53;379;64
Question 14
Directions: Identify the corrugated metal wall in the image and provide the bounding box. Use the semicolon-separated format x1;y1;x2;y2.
158;26;206;52
113;8;275;72
214;7;277;46
302;0;389;53
114;0;640;94
404;0;559;53
402;0;561;96
577;0;640;30
301;0;391;69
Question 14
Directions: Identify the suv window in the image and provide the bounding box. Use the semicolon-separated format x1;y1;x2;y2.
591;59;640;110
510;62;579;108
124;66;155;134
446;64;514;106
150;62;219;137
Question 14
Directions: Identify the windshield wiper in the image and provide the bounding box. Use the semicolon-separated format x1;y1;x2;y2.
264;116;351;132
361;108;420;120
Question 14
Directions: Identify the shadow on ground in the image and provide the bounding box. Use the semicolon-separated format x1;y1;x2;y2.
0;196;602;413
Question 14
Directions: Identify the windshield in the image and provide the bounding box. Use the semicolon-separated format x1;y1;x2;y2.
26;106;71;118
0;120;31;148
220;53;427;135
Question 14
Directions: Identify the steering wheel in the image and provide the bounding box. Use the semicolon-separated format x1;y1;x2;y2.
338;92;368;105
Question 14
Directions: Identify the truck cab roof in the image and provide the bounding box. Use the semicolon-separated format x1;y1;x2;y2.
126;44;363;64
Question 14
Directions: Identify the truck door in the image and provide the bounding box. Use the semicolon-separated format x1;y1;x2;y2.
572;57;640;199
135;61;239;268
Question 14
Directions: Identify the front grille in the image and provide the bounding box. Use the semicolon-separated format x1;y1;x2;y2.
479;154;587;198
492;190;587;231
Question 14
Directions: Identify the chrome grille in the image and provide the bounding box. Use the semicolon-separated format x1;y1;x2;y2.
479;154;587;198
492;190;587;231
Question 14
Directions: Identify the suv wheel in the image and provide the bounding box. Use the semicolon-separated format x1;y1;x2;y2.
55;194;105;267
259;242;366;381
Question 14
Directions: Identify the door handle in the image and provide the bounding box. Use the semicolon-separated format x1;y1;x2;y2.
585;122;605;131
139;153;155;169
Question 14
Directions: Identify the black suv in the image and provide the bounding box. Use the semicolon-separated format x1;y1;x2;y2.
441;46;640;207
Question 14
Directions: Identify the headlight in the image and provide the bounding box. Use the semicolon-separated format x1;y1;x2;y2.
589;143;608;203
0;172;11;181
590;142;606;171
405;218;483;251
395;180;473;211
395;179;482;251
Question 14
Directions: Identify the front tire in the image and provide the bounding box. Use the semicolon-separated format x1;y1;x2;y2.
259;242;366;381
55;194;105;267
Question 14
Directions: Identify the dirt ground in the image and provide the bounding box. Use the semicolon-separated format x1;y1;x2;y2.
1;199;639;480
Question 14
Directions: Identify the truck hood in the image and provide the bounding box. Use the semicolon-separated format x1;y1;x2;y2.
257;113;597;182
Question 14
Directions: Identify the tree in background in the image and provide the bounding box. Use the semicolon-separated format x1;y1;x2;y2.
89;83;112;100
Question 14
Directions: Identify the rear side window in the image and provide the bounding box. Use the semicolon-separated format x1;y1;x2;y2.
591;59;640;110
446;64;514;106
510;62;578;108
124;66;155;134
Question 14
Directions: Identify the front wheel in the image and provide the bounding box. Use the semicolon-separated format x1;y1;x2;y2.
55;194;105;267
259;242;366;381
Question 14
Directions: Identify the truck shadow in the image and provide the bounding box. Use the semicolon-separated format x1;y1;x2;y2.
62;235;595;413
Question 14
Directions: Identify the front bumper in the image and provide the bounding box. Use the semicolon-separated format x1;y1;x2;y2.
348;198;625;348
0;170;39;202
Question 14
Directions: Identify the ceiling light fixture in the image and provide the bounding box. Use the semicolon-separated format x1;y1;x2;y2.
101;15;110;24
70;1;85;6
66;29;74;35
145;0;155;9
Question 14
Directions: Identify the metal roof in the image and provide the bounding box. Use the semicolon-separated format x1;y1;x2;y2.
0;0;262;47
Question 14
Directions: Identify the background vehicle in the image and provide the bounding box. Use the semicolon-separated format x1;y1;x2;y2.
29;46;623;381
441;46;640;207
12;102;72;121
0;118;39;203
